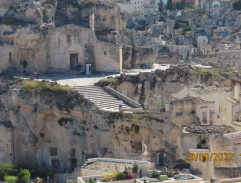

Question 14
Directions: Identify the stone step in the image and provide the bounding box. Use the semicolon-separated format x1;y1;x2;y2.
75;85;133;111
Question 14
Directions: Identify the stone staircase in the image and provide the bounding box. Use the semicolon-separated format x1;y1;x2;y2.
75;85;133;112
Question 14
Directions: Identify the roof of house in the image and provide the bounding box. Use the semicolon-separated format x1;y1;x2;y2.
224;131;241;144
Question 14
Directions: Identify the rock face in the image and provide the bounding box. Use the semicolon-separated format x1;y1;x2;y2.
106;66;231;111
0;0;126;29
0;76;182;173
0;67;233;176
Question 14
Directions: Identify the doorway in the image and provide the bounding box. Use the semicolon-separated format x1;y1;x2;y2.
70;159;77;172
86;64;92;75
159;153;164;166
70;53;78;70
9;52;12;64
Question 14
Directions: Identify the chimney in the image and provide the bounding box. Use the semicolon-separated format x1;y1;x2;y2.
89;12;95;32
234;83;240;101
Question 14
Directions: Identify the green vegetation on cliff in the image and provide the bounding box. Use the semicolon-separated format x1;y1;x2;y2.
12;79;71;94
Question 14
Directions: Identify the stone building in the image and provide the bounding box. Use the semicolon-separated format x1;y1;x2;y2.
195;100;223;126
204;0;233;18
197;34;209;49
169;97;196;125
1;21;123;74
188;131;241;180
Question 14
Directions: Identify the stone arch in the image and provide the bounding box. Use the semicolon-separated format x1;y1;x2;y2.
212;1;220;8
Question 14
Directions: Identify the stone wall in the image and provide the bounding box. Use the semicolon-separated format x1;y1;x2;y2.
0;44;13;71
3;24;122;74
0;77;183;172
0;123;13;164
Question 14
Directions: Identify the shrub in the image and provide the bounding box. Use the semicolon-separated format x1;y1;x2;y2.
132;162;138;174
159;175;168;182
167;172;174;177
116;172;126;180
4;176;17;183
16;169;30;183
152;171;160;178
131;124;140;134
88;178;96;183
101;77;117;85
174;23;186;29
125;172;135;179
181;26;192;35
0;163;14;181
104;172;118;181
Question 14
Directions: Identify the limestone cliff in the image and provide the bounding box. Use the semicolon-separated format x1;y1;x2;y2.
0;75;182;172
98;66;232;111
0;0;126;30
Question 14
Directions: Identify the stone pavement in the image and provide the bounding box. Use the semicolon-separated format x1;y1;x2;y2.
18;64;210;87
22;73;120;87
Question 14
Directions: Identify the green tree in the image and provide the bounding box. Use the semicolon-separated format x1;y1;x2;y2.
16;169;30;183
176;2;180;9
132;162;138;174
180;0;186;9
0;163;14;181
158;0;164;12
166;0;173;10
233;0;241;10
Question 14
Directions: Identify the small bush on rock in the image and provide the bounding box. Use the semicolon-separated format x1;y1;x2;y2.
125;172;135;179
152;171;160;178
16;169;30;183
116;172;126;180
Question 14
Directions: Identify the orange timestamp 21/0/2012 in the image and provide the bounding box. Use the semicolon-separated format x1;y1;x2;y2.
185;153;233;162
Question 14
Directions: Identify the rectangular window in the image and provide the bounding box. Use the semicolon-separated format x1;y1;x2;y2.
202;111;207;123
50;148;57;156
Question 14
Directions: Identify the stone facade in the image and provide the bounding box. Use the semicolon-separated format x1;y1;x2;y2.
2;24;122;74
